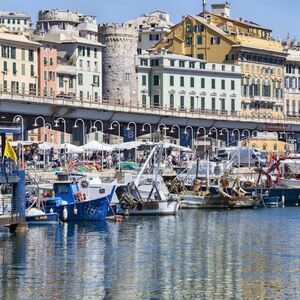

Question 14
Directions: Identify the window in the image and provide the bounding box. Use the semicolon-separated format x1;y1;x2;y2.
79;91;83;100
190;77;195;88
195;24;204;32
220;98;225;112
189;62;195;68
153;95;160;107
79;59;83;69
201;97;205;110
59;75;64;88
50;57;53;66
142;94;147;107
29;83;36;95
180;96;185;110
190;96;195;110
186;24;193;33
221;80;225;90
21;49;25;61
87;47;90;57
44;57;47;65
44;70;47;80
170;75;174;86
3;61;7;72
94;62;98;72
11;81;19;93
78;73;83;86
151;59;159;66
201;78;205;88
69;77;74;89
186;37;193;45
94;48;97;59
231;99;235;112
180;76;184;87
11;47;16;59
29;49;34;62
231;80;235;90
153;75;160;86
30;65;34;77
170;60;175;67
142;75;147;86
149;34;159;41
93;75;100;87
211;79;216;89
211;97;216;111
222;65;225;71
140;58;148;66
211;37;221;45
197;36;203;45
1;46;9;58
197;54;204;60
170;94;174;108
179;61;185;68
87;60;90;71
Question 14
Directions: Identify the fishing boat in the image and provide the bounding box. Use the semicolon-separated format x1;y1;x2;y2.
116;142;179;216
43;173;116;221
26;208;59;224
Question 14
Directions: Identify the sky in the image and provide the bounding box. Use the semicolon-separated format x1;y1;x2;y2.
0;0;298;39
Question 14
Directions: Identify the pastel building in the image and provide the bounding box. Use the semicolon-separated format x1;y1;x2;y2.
0;26;39;94
137;50;241;112
33;35;59;97
0;11;31;32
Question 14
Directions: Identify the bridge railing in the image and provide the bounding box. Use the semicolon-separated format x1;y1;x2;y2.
0;89;299;124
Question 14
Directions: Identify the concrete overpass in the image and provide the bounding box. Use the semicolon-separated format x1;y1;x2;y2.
0;92;299;145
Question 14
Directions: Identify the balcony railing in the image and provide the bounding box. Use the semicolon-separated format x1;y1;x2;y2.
0;89;299;125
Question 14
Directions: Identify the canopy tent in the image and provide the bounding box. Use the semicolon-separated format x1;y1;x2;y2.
38;142;55;150
81;140;114;152
112;141;145;151
10;141;35;147
56;143;84;154
162;142;192;152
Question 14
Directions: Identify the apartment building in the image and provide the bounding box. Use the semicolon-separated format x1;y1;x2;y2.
0;11;31;32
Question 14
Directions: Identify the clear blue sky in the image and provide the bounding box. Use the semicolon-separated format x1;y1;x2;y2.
1;0;298;39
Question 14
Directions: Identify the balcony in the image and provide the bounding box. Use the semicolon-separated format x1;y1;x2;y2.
57;63;77;75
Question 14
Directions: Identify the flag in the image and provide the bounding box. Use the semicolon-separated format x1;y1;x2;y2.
4;139;17;164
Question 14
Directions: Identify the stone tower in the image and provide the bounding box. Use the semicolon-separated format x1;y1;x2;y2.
99;23;138;105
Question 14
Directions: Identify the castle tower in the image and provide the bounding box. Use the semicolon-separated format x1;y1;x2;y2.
99;23;138;105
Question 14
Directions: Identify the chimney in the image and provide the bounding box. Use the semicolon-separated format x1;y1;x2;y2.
211;2;231;17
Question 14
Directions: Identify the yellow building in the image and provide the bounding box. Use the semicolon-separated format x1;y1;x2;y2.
154;3;287;118
242;132;294;155
0;25;40;94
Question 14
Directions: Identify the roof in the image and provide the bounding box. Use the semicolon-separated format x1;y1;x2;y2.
0;11;31;19
0;31;40;46
31;34;61;45
43;33;104;47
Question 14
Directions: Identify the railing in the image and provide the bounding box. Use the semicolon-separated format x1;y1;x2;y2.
0;89;300;125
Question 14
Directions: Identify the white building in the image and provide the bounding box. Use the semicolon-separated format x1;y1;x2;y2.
126;11;173;54
137;50;242;113
0;11;31;32
37;10;103;100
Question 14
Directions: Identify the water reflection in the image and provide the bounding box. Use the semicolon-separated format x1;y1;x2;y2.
1;209;300;299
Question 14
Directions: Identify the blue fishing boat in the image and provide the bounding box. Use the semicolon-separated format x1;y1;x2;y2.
44;173;116;221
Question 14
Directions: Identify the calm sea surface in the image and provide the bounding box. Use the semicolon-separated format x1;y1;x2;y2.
1;208;300;299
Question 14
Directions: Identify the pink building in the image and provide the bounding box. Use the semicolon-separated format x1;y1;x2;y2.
33;35;59;97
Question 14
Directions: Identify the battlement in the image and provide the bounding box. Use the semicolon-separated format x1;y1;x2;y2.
98;23;138;38
38;9;80;24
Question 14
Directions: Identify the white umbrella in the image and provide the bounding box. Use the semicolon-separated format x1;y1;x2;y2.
57;143;84;154
163;142;192;152
81;140;113;152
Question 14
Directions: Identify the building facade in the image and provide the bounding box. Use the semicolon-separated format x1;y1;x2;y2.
33;35;59;97
125;11;173;54
137;51;241;113
0;11;31;32
99;24;138;105
153;3;287;118
36;10;103;100
284;43;300;117
0;26;39;94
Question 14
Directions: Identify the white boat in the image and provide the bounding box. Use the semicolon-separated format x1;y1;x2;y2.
116;142;179;216
277;178;300;188
181;194;206;209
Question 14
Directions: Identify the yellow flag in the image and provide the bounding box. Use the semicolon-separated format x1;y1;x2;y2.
4;140;17;164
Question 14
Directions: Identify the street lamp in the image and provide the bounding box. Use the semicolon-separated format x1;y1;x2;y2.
170;125;180;145
73;118;86;145
184;126;194;153
91;120;104;170
157;123;167;142
109;120;121;171
54;117;67;167
208;127;218;154
231;129;241;168
196;126;207;156
126;122;137;164
33;116;46;167
219;128;230;147
13;115;24;166
141;123;152;142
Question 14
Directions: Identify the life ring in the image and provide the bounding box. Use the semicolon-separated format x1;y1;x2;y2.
81;180;89;188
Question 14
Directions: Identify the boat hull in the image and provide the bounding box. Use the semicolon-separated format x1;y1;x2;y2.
117;200;179;216
26;213;59;224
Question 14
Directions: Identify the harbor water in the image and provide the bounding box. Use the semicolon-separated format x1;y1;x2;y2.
1;208;300;299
